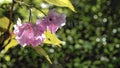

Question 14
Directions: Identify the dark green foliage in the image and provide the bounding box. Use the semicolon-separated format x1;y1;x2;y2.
0;0;120;68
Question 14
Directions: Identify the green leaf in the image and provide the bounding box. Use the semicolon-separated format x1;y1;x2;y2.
0;17;15;50
44;29;63;47
0;0;12;4
4;39;18;53
33;46;52;64
0;17;13;32
4;34;18;53
45;0;76;12
0;16;17;53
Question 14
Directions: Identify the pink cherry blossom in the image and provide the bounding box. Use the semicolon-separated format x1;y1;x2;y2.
14;9;66;47
14;18;45;47
43;9;66;33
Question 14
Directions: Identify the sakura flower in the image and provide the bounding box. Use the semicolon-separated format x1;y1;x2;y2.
14;18;45;47
44;9;66;33
36;18;47;32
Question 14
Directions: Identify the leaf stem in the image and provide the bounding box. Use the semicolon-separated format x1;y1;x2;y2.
15;1;47;16
29;8;32;22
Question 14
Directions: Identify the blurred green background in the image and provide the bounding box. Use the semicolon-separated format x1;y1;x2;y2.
0;0;120;68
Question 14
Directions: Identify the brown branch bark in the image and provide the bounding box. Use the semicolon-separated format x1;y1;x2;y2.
7;0;15;32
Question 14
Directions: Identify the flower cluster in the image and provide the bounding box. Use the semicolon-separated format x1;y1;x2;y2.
14;9;66;47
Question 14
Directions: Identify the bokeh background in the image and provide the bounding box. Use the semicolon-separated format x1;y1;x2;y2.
0;0;120;68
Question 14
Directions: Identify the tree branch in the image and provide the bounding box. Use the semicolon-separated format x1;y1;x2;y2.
7;0;15;32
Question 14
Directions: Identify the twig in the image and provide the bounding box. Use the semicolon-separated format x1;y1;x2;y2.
7;0;15;32
29;8;32;22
